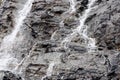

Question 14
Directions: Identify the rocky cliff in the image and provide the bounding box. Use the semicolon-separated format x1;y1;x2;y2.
0;0;120;80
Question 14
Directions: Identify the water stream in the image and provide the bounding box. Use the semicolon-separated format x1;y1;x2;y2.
0;0;97;79
0;0;34;73
62;0;96;51
48;0;97;79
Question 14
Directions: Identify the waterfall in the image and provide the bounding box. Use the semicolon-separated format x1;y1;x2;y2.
3;0;34;43
70;0;76;13
76;0;96;50
0;0;34;72
49;1;76;78
62;0;96;51
51;0;76;40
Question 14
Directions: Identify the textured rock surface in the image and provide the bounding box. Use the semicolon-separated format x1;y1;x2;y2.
86;0;120;51
0;0;120;80
0;0;17;43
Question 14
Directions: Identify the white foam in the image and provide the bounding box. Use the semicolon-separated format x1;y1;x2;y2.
62;0;97;51
0;0;34;72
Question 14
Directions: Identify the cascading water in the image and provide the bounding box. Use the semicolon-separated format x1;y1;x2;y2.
49;1;77;79
0;0;34;73
49;0;97;79
49;0;77;79
42;0;97;79
69;0;76;13
0;0;114;79
62;0;96;51
3;0;34;43
76;0;96;50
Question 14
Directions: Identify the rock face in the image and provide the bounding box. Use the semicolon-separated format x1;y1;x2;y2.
0;0;17;43
86;0;120;51
0;0;120;80
0;71;22;80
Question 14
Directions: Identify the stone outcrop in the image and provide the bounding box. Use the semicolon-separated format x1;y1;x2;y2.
86;0;120;51
0;71;22;80
0;0;17;43
0;0;120;80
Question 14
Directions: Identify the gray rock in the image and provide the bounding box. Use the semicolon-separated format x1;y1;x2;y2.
0;71;22;80
86;0;120;50
1;0;120;80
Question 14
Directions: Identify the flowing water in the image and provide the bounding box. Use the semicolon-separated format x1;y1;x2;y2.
69;0;76;13
0;0;34;73
0;0;97;79
49;0;97;79
49;0;77;79
61;0;96;51
76;0;96;50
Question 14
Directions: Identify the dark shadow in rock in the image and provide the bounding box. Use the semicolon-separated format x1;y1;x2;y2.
68;43;87;53
96;0;102;4
81;0;89;7
85;13;96;23
2;71;22;80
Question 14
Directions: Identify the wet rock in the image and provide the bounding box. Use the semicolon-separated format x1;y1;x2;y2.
68;42;87;53
25;63;48;80
63;17;79;29
25;0;69;40
0;71;22;80
45;68;104;80
0;0;17;42
86;0;120;50
76;0;89;14
1;0;120;80
22;0;113;79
